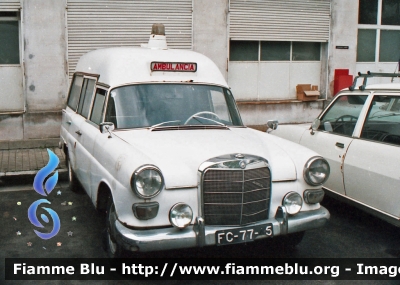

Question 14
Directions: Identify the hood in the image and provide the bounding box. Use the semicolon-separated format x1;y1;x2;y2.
113;127;297;188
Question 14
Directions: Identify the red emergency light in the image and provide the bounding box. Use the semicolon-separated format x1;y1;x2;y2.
150;62;197;72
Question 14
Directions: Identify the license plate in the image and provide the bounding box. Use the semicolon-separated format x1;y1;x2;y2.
216;223;273;245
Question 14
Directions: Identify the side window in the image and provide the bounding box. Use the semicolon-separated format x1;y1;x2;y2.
90;88;106;125
318;95;368;136
0;13;20;64
0;12;23;113
77;78;96;118
361;95;400;146
67;74;83;110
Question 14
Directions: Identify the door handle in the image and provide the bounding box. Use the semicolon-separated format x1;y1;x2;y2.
336;142;344;148
75;130;82;136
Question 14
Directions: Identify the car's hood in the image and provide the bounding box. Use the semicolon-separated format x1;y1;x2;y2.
113;127;297;188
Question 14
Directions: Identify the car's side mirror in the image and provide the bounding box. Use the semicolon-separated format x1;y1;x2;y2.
99;122;115;135
323;121;333;132
267;120;279;132
310;119;320;135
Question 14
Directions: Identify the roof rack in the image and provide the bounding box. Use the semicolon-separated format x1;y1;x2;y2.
349;71;400;91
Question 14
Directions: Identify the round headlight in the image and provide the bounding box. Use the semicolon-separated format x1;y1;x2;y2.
169;203;193;229
283;192;303;215
303;157;330;186
132;166;164;198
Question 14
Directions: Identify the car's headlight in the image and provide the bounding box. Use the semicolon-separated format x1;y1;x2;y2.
282;192;303;215
303;157;330;186
169;203;193;229
131;165;164;198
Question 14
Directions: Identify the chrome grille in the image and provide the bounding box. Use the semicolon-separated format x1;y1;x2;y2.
202;166;271;226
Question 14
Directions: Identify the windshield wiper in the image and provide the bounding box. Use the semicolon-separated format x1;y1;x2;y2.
150;120;181;129
191;115;226;126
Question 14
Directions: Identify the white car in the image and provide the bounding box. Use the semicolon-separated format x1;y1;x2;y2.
272;72;400;227
60;24;330;257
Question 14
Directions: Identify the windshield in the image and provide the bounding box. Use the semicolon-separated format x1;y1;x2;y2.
105;84;243;129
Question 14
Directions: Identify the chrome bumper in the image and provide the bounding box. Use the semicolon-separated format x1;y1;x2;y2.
114;206;330;252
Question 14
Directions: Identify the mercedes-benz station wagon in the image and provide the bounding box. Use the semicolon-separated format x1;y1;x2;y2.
60;24;330;257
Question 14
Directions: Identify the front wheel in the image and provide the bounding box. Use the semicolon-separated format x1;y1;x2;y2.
105;198;126;258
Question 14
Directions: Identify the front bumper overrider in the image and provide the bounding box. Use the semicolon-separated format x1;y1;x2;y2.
114;206;330;252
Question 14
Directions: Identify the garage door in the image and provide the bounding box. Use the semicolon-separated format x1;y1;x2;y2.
229;0;330;42
67;0;192;78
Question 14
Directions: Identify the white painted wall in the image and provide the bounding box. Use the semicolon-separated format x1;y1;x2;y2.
17;0;67;144
328;0;359;97
0;66;23;112
192;0;228;79
23;0;68;112
0;0;68;148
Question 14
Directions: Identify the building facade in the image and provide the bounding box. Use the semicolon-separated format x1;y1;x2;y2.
0;0;399;148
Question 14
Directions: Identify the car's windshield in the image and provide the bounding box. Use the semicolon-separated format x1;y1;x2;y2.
105;84;243;129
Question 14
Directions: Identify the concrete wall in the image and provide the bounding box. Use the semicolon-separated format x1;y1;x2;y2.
192;0;228;79
238;101;324;126
328;0;359;97
0;0;68;149
0;0;366;146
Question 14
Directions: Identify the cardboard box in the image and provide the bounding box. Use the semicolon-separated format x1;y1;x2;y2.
296;84;320;101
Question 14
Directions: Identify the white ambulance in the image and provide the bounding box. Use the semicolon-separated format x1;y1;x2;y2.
60;24;330;257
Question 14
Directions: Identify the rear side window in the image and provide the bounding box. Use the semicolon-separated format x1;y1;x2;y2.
361;95;400;146
79;78;96;118
90;88;107;125
67;74;83;110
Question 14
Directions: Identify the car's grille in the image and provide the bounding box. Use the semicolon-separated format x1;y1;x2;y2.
202;167;271;226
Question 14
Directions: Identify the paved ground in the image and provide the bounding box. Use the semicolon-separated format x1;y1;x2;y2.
0;147;399;284
0;182;398;285
0;147;67;179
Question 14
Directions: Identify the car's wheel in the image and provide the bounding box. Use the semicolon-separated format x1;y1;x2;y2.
105;198;126;258
67;155;82;193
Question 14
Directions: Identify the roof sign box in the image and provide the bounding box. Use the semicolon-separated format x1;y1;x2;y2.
151;62;197;72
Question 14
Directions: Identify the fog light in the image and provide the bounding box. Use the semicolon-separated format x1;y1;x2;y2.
169;203;193;229
304;189;325;204
282;192;303;215
133;202;159;220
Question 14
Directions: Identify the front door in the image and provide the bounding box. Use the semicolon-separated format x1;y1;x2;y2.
300;94;369;195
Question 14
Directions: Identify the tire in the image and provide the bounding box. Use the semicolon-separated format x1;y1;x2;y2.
105;198;126;258
67;155;83;193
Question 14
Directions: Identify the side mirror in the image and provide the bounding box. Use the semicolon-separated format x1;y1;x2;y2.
99;122;115;134
323;121;333;132
267;120;279;132
310;119;320;135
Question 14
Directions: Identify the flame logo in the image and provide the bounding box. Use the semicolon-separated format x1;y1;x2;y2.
33;149;59;196
28;149;61;240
